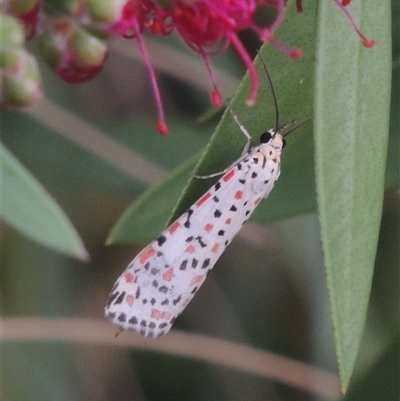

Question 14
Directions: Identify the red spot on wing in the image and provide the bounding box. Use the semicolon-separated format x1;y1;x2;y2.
151;309;161;319
163;268;174;281
204;223;214;232
223;169;235;182
254;197;262;205
185;244;196;253
235;190;243;199
161;311;171;320
190;275;204;286
126;295;134;306
196;192;211;207
211;243;220;253
124;273;134;283
140;246;155;264
168;221;180;234
225;218;232;225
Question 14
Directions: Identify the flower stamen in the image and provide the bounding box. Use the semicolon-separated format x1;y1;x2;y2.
132;19;169;135
332;0;375;48
227;31;258;106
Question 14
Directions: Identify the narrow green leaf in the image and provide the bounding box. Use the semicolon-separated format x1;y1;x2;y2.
1;143;89;260
107;155;198;244
314;0;391;392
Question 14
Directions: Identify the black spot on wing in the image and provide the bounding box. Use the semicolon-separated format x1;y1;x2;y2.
115;291;126;305
151;267;160;275
159;286;168;293
180;260;188;270
117;313;126;322
196;236;207;248
157;235;167;246
106;291;120;307
173;295;182;305
184;209;194;228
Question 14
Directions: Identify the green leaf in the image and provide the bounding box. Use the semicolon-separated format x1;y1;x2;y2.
1;143;89;260
107;155;198;244
314;0;391;393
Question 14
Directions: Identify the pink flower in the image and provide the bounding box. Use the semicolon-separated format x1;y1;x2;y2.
106;0;302;134
170;0;302;108
6;0;376;134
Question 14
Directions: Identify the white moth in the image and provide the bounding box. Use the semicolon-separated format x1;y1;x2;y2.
105;57;303;337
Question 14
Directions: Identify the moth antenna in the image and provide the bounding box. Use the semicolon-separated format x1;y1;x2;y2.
256;50;280;134
283;117;313;138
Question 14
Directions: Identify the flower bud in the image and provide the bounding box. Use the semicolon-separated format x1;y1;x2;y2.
6;0;41;39
1;47;43;107
39;20;108;83
87;0;128;23
0;13;25;56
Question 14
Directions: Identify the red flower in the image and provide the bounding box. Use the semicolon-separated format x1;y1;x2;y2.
105;0;301;134
170;0;301;108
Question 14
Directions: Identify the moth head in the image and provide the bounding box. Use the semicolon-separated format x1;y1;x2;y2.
260;130;286;150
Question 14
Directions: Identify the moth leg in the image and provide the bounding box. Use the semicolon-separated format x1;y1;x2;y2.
193;103;253;180
192;166;232;180
226;102;253;156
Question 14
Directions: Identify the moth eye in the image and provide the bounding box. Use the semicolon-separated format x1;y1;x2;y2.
260;131;272;143
282;138;286;149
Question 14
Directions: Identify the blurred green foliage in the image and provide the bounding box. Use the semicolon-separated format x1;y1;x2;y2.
2;1;399;400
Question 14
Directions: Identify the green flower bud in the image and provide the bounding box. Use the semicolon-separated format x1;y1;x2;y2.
1;48;43;107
